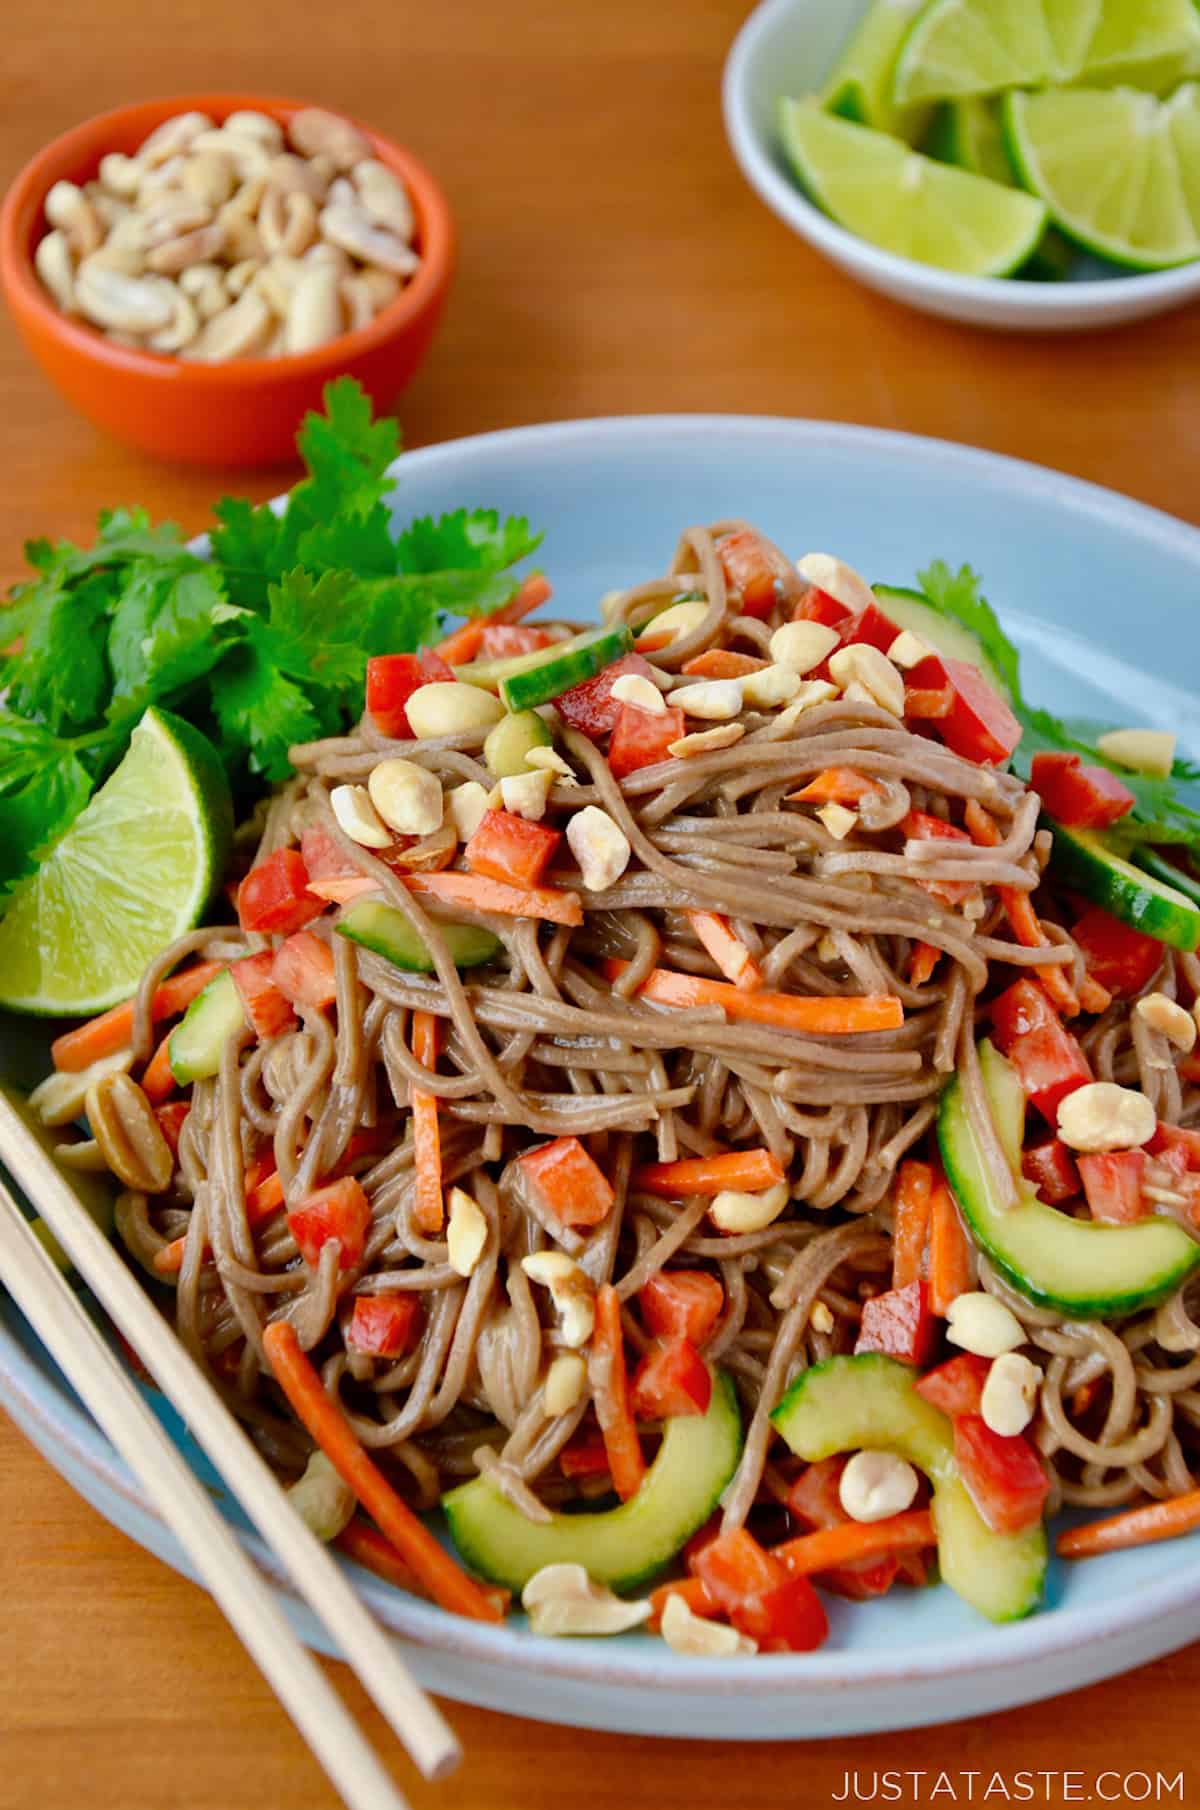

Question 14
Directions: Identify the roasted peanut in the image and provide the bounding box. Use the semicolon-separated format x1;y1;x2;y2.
351;159;415;241
85;1073;173;1193
289;107;371;170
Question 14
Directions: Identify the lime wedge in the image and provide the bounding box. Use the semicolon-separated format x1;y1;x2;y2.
924;97;1075;279
893;0;1200;106
823;0;933;143
1004;85;1200;270
0;708;233;1015
779;99;1048;277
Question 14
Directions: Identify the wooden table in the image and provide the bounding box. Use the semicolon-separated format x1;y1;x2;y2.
3;1;1199;1805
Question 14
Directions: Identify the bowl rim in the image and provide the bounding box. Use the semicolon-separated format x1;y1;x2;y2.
0;91;455;382
5;408;1200;1703
721;0;1200;312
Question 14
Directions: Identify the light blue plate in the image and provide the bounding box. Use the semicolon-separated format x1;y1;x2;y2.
3;416;1200;1739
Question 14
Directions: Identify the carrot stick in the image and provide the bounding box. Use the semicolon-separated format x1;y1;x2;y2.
140;1029;178;1104
308;869;585;926
1057;1488;1200;1559
909;942;942;987
603;959;903;1036
686;910;763;992
493;572;552;626
965;800;1079;1016
773;1510;935;1576
262;1320;503;1621
892;1159;933;1288
51;960;226;1072
789;768;883;806
632;1148;786;1198
433;618;487;664
153;1166;288;1275
590;1283;645;1503
647;1574;720;1630
410;1010;444;1234
680;650;769;680
305;876;381;904
928;1173;972;1316
334;1514;425;1593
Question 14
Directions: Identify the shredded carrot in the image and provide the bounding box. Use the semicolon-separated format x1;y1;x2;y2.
892;1159;933;1289
307;869;585;926
304;875;380;903
433;618;487;664
1078;974;1113;1015
1070;1378;1101;1418
908;942;942;987
153;1167;287;1275
263;1321;503;1620
632;1148;786;1198
334;1515;424;1593
410;1010;444;1234
686;910;763;992
965;800;1080;1016
1057;1488;1200;1559
494;572;552;626
647;1574;720;1630
51;960;226;1072
773;1510;935;1576
140;1030;178;1105
928;1173;972;1316
789;768;883;806
590;1283;646;1502
603;959;904;1036
680;650;769;680
633;632;671;653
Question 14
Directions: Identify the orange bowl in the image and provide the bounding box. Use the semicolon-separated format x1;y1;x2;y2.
0;93;455;466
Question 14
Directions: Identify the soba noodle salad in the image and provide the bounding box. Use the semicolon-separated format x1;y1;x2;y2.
31;518;1200;1654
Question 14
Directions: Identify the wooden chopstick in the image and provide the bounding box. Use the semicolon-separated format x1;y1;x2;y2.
0;1095;461;1788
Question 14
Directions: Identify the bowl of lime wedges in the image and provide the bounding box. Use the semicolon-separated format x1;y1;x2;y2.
723;0;1200;329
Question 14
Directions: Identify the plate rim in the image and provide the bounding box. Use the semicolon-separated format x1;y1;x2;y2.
5;408;1200;1703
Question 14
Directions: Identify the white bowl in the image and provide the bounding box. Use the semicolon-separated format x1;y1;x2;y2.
722;0;1200;331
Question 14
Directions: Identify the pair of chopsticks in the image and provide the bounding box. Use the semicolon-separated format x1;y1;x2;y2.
0;1091;461;1810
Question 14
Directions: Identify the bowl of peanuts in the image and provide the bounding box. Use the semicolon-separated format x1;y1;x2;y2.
0;93;454;465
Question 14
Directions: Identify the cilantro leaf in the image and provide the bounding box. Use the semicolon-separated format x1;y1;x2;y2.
256;569;379;692
210;642;322;782
296;376;400;514
915;560;1022;702
395;508;542;578
108;566;247;715
0;715;95;901
4;570;114;733
294;504;400;578
209;496;287;602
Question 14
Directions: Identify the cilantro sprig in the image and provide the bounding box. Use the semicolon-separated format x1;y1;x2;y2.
0;379;542;904
913;559;1200;853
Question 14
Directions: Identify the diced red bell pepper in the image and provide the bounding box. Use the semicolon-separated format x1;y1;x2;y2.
272;929;337;1009
1070;907;1163;998
1030;752;1135;829
785;1457;902;1600
365;649;453;739
300;825;357;882
154;1100;190;1156
464;809;562;889
638;1270;724;1345
1148;1122;1200;1170
479;623;554;657
555;653;659;740
689;1527;828;1652
237;848;325;935
915;1353;991;1420
1077;1150;1146;1224
794;587;851;630
953;1415;1050;1536
905;653;1022;766
559;1433;610;1479
901;808;974;905
517;1135;616;1229
717;529;780;620
230;951;297;1038
607;701;687;778
991;978;1092;1123
854;1279;937;1367
287;1175;371;1271
904;685;954;720
346;1293;421;1358
1021;1138;1080;1205
839;599;901;655
629;1337;712;1419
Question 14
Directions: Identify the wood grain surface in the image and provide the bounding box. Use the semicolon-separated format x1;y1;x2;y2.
3;1;1199;1805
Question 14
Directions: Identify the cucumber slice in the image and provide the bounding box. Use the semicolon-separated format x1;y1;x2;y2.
169;967;245;1085
1134;846;1200;912
483;710;553;779
499;627;632;713
939;1040;1200;1317
335;899;501;972
772;1353;1046;1623
442;1367;743;1593
456;626;633;702
873;584;1011;699
1048;823;1200;952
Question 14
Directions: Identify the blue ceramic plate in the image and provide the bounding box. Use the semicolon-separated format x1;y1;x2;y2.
3;416;1200;1738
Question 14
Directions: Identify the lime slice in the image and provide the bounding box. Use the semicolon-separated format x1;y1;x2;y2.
892;0;1199;105
1004;85;1200;270
924;97;1075;279
823;0;933;143
0;708;233;1015
779;99;1048;277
